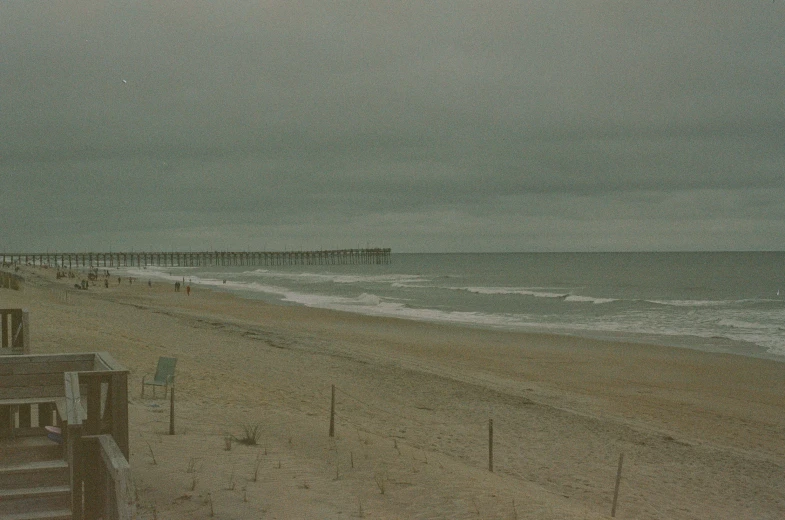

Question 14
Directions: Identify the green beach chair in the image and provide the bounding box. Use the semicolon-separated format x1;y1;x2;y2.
141;356;177;398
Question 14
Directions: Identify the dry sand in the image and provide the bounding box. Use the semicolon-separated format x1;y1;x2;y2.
2;266;784;519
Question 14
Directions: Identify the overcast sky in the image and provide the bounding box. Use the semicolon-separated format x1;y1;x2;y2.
1;1;784;253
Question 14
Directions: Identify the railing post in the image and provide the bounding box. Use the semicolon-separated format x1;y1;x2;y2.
11;309;29;354
84;437;104;519
111;373;130;460
67;423;84;519
85;375;101;435
1;309;8;350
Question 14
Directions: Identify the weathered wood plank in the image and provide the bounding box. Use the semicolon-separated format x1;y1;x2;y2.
111;374;129;460
0;360;94;376
0;386;66;399
67;422;84;519
64;372;83;427
0;353;95;373
86;376;101;434
78;370;129;380
0;397;65;407
94;352;128;372
19;310;30;354
93;434;137;520
0;373;66;388
0;353;96;364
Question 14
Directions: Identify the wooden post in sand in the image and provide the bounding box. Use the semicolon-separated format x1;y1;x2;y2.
488;418;494;472
329;385;336;437
611;452;624;517
169;382;175;435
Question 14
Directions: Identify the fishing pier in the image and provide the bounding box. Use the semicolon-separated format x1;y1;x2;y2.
2;248;391;269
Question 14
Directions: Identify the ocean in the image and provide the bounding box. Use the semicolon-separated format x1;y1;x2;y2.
125;252;785;361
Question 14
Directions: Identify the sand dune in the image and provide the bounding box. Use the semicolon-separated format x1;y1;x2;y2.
3;266;784;519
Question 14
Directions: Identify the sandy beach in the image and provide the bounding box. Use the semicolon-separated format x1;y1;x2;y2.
3;267;784;519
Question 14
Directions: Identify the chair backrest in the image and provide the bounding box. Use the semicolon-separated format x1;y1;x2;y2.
154;357;177;384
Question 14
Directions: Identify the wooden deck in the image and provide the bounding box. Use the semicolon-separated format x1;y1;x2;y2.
0;352;134;520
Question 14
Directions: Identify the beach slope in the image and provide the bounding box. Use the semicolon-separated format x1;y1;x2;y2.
3;267;784;519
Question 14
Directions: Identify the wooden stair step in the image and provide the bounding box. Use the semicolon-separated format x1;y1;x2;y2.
0;460;68;488
0;509;71;520
0;436;62;464
0;486;70;515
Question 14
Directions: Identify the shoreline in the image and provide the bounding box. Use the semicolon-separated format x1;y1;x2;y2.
4;266;785;519
115;262;785;363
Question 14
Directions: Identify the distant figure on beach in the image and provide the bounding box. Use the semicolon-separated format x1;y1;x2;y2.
118;277;121;284
148;280;152;288
186;285;191;296
104;279;109;288
174;281;180;292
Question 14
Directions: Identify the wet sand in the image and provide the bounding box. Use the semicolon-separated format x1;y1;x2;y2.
3;266;784;519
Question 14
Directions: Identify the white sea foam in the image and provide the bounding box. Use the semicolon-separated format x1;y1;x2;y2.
461;286;568;298
717;318;777;331
458;286;616;304
646;299;730;307
244;269;426;285
563;295;617;304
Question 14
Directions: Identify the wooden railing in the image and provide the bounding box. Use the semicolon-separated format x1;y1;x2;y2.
64;355;134;520
83;435;136;520
0;352;134;520
0;353;95;439
0;270;24;290
0;308;30;355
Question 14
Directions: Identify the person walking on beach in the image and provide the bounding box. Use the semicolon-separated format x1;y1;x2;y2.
186;285;191;296
174;281;180;292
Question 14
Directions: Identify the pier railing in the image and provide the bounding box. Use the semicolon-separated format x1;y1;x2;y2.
1;248;392;268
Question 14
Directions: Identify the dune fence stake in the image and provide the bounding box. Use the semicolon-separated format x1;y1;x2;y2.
169;383;175;435
329;384;336;437
488;418;494;472
611;452;624;517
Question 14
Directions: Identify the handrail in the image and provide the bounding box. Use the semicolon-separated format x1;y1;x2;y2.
83;434;137;520
64;371;84;519
64;367;134;520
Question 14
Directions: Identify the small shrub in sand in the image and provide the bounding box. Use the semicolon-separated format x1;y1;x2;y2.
237;422;262;446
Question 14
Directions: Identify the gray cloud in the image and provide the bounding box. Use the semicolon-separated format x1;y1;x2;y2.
2;1;784;252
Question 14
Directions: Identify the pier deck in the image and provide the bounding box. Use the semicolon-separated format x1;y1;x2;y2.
1;248;391;268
